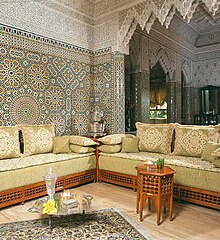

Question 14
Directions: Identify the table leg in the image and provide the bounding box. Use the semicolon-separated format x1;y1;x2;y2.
163;197;167;214
169;194;173;221
157;196;161;225
140;194;143;221
148;198;151;211
136;191;140;214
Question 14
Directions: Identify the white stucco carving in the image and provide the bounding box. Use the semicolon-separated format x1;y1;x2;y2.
182;60;192;86
149;47;175;78
0;0;94;49
1;0;219;53
118;0;219;50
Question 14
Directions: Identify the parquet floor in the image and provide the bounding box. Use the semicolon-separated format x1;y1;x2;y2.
0;182;219;240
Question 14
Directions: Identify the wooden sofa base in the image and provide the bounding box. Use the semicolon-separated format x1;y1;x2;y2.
99;169;220;210
0;169;96;209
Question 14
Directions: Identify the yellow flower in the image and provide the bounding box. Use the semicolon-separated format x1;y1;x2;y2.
42;199;57;214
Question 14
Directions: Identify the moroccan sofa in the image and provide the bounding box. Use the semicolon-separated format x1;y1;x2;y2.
97;123;220;210
0;124;98;209
1;123;220;211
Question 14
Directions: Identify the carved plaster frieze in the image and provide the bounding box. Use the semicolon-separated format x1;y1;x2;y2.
0;0;94;49
149;42;175;78
93;13;119;52
186;0;200;23
42;0;94;24
49;0;94;18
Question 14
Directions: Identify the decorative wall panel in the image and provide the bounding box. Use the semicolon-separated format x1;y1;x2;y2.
0;24;122;134
91;50;115;134
193;58;220;88
0;0;94;50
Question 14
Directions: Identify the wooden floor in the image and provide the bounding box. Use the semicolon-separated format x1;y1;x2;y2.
0;182;220;240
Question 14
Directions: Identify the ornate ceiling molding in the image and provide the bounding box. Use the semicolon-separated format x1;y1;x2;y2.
118;0;219;52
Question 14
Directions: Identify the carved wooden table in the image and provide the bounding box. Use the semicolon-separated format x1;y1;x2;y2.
136;165;175;225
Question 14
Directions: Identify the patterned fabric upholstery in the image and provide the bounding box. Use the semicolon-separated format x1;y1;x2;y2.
0;126;20;160
0;152;94;172
99;152;220;173
136;122;174;154
21;124;55;156
173;124;219;157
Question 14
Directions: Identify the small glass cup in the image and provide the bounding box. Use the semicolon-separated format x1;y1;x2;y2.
146;161;153;171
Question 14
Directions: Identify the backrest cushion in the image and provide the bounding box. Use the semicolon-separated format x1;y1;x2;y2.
201;142;220;163
0;126;20;159
173;124;219;157
121;136;139;153
70;144;95;153
98;134;135;145
136;122;174;154
53;136;70;154
69;135;98;146
98;144;122;153
21;124;55;156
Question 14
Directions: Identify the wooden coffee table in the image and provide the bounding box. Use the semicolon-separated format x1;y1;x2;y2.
136;164;175;225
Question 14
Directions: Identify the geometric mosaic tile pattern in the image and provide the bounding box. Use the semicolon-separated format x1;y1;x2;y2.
0;24;124;135
113;53;125;133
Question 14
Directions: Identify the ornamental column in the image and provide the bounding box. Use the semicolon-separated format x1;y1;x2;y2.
131;70;150;125
182;86;194;124
167;80;176;123
113;52;125;133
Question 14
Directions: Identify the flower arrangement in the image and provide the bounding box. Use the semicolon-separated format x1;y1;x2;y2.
42;199;57;214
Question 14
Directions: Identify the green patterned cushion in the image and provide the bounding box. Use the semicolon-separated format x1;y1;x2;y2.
136;122;174;154
121;137;139;153
69;136;98;146
201;142;220;163
21;124;55;156
53;136;70;154
0;126;20;160
70;144;95;153
98;144;121;153
174;125;219;157
98;134;135;145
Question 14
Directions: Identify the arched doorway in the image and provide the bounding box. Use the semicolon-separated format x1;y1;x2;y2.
149;62;167;123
